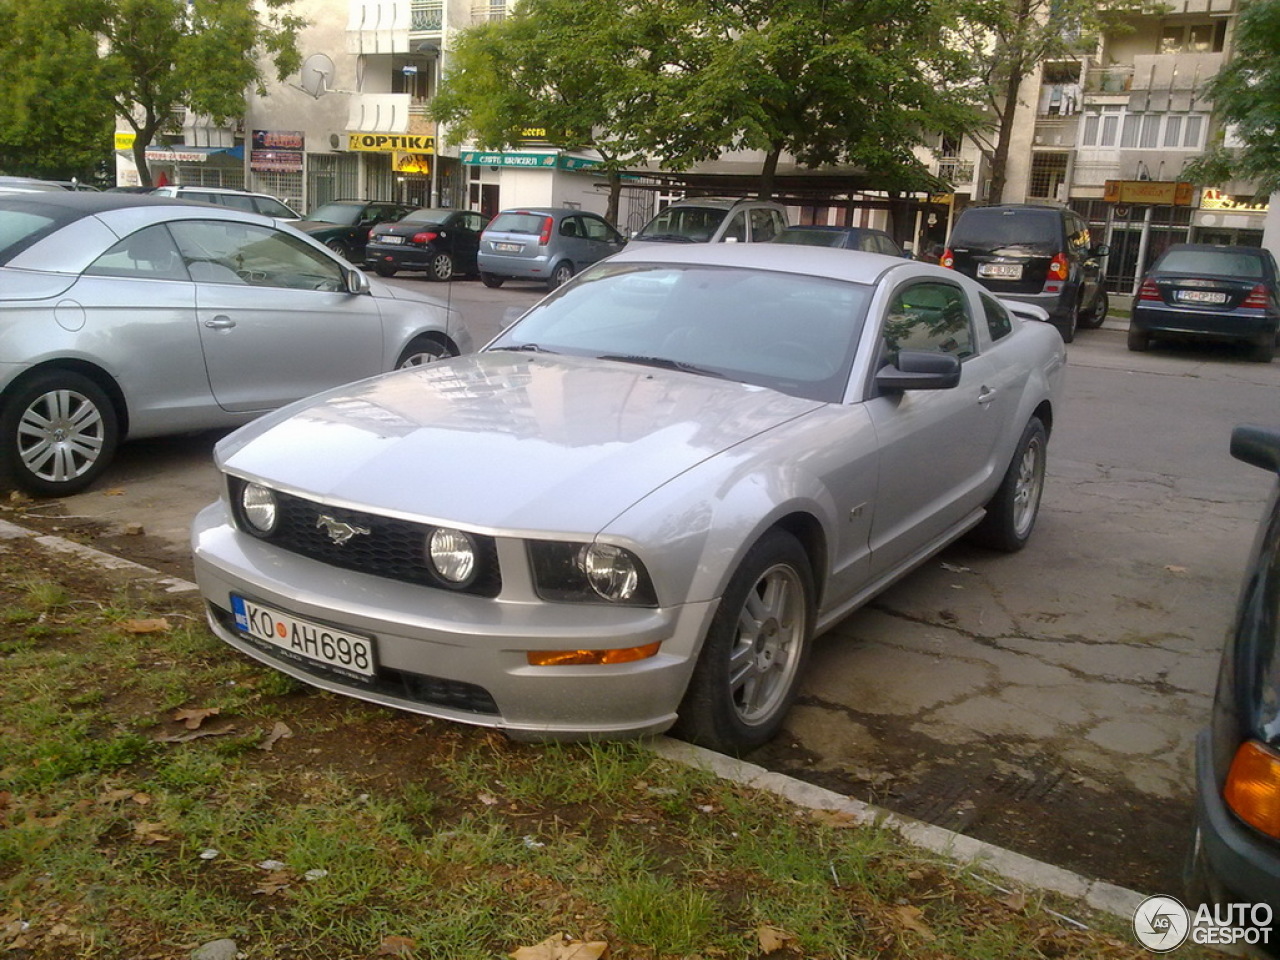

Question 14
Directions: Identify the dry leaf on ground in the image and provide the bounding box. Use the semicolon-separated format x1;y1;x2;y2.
375;934;417;956
257;721;293;751
120;618;170;634
510;934;608;960
757;925;797;952
172;707;220;730
893;904;936;941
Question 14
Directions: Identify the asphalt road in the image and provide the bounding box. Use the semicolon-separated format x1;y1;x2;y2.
14;274;1280;895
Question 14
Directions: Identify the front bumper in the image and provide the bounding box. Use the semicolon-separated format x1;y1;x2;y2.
192;501;714;740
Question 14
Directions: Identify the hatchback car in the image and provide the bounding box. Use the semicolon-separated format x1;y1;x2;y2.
1129;244;1280;362
478;208;625;290
192;243;1065;755
1188;424;1280;942
0;192;470;497
942;203;1109;343
774;225;905;257
629;197;788;246
365;208;489;280
294;200;415;262
149;186;301;221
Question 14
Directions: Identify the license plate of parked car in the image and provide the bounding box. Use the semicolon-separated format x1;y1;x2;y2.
495;242;522;253
978;263;1022;280
231;595;376;679
380;236;404;245
1175;290;1228;304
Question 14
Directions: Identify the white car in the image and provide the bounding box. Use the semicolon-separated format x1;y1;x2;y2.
193;243;1065;753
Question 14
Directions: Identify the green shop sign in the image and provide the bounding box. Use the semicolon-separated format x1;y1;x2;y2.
461;151;603;171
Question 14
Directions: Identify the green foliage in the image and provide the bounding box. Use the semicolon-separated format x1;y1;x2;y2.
0;0;303;184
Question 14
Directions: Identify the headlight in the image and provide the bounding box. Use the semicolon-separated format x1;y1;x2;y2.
428;527;477;586
528;541;657;606
239;482;278;536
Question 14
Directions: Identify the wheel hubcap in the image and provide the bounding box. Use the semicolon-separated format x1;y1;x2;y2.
728;564;805;725
17;389;105;482
1011;437;1044;537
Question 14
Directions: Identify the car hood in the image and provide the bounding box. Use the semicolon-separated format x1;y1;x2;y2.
217;352;822;534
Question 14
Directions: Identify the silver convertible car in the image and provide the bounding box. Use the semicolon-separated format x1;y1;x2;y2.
192;243;1066;754
0;192;470;496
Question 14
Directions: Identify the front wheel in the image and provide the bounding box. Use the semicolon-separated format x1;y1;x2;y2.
0;371;119;497
480;273;504;289
546;261;574;291
969;416;1047;552
325;239;352;262
672;529;814;755
396;335;452;369
428;252;454;282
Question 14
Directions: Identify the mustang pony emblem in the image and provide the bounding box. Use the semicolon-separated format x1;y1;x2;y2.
316;515;371;545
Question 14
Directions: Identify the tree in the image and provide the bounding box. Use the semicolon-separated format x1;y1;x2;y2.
0;0;304;186
1183;0;1280;194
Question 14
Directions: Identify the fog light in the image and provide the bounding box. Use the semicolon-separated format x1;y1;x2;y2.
240;482;278;536
1225;740;1280;839
428;527;477;585
527;642;661;666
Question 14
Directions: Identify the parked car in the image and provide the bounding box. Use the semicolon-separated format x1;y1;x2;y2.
1129;244;1280;363
0;192;470;496
774;224;906;257
149;185;300;221
629;197;788;246
1187;423;1280;943
191;243;1065;755
477;207;625;290
294;200;415;262
0;176;67;194
942;203;1109;343
365;208;489;280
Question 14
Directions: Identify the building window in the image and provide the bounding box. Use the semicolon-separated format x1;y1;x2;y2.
1158;21;1225;54
1082;106;1123;147
1029;152;1069;199
1111;111;1207;151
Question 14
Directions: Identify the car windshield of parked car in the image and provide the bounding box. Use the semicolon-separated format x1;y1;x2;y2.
302;203;362;226
950;209;1060;254
634;206;728;243
1155;248;1266;278
775;228;846;248
487;262;871;402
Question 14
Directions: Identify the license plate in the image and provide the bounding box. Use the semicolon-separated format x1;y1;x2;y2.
978;263;1022;280
1175;290;1228;304
495;242;522;253
380;235;404;245
231;595;376;679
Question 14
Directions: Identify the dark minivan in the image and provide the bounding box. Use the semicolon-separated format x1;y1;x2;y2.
943;204;1109;343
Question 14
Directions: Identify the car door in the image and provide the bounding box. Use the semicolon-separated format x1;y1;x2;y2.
169;219;385;413
449;212;484;273
863;279;1010;577
575;214;625;266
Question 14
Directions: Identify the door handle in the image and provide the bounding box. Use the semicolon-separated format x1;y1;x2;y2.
977;386;997;405
204;316;236;330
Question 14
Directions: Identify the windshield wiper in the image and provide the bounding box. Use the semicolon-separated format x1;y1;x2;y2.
634;233;697;243
596;354;725;378
489;342;557;354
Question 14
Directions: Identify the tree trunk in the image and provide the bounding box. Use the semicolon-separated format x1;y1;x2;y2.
759;146;782;201
604;167;622;226
988;0;1034;204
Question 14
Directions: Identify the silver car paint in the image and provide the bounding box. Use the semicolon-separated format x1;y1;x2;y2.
193;243;1065;738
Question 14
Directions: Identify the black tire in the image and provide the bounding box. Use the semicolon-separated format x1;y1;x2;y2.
0;371;119;497
1079;288;1109;330
970;416;1047;553
427;252;454;282
480;273;504;289
374;263;398;278
1250;332;1276;363
325;239;352;262
1127;325;1151;352
672;528;814;755
1056;300;1077;344
396;335;452;369
546;261;574;291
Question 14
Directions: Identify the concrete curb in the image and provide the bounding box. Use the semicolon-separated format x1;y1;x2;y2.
0;514;1148;929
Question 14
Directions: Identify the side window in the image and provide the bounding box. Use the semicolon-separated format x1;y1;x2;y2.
721;211;747;243
980;293;1014;341
876;235;902;256
857;233;879;252
217;194;257;213
85;225;188;281
881;282;975;363
579;215;617;242
1067;216;1090;253
466;213;486;232
255;197;297;219
560;217;581;238
749;208;780;242
168;220;346;291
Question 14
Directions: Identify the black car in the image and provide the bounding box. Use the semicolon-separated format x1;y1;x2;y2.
1188;424;1280;948
1129;244;1280;363
942;203;1109;343
365;209;489;281
293;200;415;262
773;225;906;257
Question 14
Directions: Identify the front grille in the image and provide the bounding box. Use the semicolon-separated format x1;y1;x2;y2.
210;602;501;716
230;479;501;598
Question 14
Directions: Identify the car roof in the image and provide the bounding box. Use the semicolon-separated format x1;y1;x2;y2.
664;196;783;209
1161;242;1267;255
780;225;880;234
0;191;190;215
492;207;594;217
607;237;919;284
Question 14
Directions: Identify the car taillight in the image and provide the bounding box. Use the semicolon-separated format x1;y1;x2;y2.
1242;284;1271;309
1048;252;1069;281
1225;740;1280;840
412;231;439;245
1138;279;1162;302
539;217;554;245
941;249;954;269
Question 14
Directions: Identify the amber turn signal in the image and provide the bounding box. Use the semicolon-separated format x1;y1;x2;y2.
527;642;661;667
1225;740;1280;839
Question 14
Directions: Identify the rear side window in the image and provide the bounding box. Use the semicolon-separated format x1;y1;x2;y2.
0;209;58;263
980;293;1014;341
1156;248;1266;278
951;208;1062;254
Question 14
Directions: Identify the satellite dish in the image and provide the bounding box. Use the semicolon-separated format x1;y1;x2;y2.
298;53;336;99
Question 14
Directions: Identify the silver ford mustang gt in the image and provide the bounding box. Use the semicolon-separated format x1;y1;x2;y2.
192;242;1066;754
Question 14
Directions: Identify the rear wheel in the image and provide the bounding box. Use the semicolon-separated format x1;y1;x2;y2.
1127;325;1151;352
428;252;454;282
480;273;504;289
1079;288;1109;330
970;417;1047;552
546;261;574;291
0;371;119;497
396;336;452;369
1250;331;1276;363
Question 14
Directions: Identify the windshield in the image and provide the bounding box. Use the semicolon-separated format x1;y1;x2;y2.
635;206;729;243
303;203;362;226
487;262;871;402
950;209;1060;254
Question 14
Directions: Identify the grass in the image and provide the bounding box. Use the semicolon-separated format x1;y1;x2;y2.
0;533;1206;959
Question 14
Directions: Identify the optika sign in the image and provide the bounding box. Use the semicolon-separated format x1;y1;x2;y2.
1132;895;1273;951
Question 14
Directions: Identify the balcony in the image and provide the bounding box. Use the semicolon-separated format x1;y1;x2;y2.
472;1;506;22
1130;52;1223;93
411;0;442;33
936;157;975;187
1084;66;1134;94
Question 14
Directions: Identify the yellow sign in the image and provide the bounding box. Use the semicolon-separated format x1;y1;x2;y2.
1200;189;1270;213
346;133;434;153
393;152;430;175
115;132;136;151
1103;180;1195;206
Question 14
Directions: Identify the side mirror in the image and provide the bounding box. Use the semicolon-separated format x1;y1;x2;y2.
1092;243;1110;257
346;267;371;295
875;350;962;392
1231;424;1280;474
